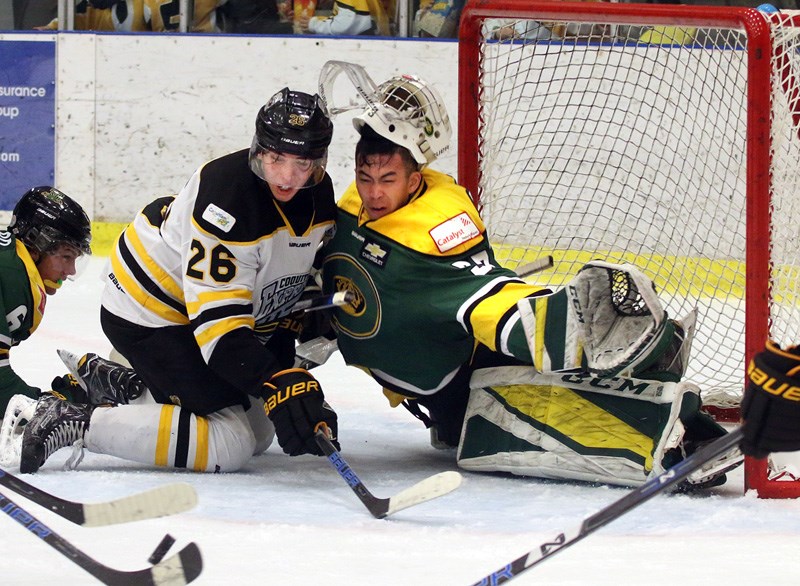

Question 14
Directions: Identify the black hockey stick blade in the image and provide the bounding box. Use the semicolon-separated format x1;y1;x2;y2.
0;488;203;585
469;427;744;585
315;430;463;519
0;468;197;527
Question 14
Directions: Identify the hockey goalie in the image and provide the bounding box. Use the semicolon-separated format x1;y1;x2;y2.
317;60;740;491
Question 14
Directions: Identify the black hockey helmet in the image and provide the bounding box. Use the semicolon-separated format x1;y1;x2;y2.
249;88;333;188
9;186;92;256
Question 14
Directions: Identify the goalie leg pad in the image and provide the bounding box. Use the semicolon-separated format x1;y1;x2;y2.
457;367;695;487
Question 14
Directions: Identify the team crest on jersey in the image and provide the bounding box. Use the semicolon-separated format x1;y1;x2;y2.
322;253;380;338
429;212;480;253
360;240;390;268
201;203;236;233
333;276;366;317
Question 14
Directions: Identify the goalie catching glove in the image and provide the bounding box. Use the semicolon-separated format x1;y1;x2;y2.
740;341;800;459
262;368;339;456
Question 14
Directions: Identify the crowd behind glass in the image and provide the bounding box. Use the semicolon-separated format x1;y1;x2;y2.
5;0;796;40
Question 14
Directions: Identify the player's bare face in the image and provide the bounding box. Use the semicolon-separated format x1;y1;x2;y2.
356;153;421;220
259;151;315;202
36;243;81;294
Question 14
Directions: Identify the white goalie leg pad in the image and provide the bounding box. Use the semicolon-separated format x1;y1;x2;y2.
0;394;37;468
457;367;692;487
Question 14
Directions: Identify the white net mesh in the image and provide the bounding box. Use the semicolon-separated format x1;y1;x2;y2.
465;9;800;414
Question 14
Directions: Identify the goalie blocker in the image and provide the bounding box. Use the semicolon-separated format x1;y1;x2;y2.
457;261;737;489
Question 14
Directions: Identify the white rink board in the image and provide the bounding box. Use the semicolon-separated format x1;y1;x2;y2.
1;32;459;222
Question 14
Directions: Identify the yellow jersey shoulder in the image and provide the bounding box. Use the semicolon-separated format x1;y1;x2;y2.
338;168;486;256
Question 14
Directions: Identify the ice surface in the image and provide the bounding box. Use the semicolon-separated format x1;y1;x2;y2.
2;258;799;585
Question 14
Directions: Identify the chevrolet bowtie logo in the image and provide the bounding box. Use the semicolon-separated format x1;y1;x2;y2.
364;243;386;258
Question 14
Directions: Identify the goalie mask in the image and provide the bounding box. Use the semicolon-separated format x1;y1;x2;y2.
9;186;92;257
249;88;333;190
352;74;451;168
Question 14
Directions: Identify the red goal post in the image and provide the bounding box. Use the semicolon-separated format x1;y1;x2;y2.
458;1;800;498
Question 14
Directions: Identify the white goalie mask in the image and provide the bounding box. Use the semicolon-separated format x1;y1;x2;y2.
351;74;452;167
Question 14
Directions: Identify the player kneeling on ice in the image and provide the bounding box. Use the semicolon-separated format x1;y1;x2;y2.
0;187;97;465
317;61;737;490
13;88;341;474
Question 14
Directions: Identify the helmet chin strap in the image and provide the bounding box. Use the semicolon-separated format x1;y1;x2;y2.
44;279;63;290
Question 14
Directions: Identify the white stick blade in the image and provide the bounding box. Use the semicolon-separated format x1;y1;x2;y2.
384;471;463;517
82;483;198;527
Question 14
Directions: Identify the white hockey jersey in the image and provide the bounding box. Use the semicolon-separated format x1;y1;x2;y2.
102;148;336;393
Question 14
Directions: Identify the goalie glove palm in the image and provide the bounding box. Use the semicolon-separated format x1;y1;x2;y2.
262;368;339;456
741;341;800;459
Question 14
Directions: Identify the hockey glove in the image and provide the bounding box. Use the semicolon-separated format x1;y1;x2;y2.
262;368;339;456
741;341;800;459
50;374;89;404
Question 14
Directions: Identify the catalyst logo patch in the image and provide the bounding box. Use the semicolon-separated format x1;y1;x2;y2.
430;213;480;253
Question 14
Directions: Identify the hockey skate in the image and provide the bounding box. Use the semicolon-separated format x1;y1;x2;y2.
19;393;93;474
57;349;147;405
0;394;37;468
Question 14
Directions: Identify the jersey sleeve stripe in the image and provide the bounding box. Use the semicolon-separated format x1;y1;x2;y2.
186;288;252;316
194;316;255;350
110;250;190;325
116;234;188;316
125;222;185;301
190;302;254;329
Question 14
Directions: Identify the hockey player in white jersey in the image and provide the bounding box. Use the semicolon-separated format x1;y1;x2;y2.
19;88;340;474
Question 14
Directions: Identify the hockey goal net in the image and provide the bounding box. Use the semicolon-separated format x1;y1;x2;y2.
458;1;800;498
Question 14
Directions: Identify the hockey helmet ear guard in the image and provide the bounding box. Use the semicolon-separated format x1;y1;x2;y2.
9;186;92;257
249;88;333;189
352;74;452;168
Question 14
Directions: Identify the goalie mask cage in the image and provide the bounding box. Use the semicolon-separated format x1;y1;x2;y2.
458;1;800;498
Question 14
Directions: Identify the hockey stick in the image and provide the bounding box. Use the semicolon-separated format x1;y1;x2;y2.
314;430;463;519
0;468;197;527
0;488;203;585
294;290;354;313
468;427;744;585
515;255;554;278
294;336;340;369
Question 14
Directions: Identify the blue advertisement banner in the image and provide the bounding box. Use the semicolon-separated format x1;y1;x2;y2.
0;39;56;211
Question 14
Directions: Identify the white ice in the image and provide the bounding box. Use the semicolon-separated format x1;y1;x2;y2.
2;257;799;585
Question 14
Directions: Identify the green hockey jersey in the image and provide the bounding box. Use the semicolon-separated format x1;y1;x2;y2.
0;231;48;412
321;169;543;399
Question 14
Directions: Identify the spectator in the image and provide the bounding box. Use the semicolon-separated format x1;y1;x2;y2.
295;0;390;36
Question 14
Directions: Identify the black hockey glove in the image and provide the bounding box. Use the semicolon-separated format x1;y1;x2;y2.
262;368;339;456
740;341;800;459
50;374;89;404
